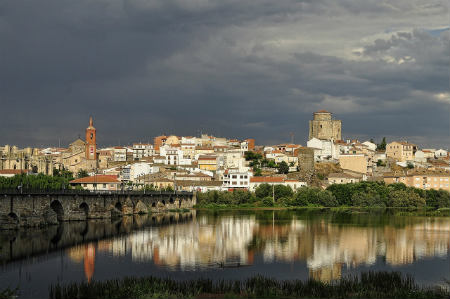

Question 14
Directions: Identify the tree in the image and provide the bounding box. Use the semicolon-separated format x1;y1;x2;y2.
274;185;293;200
326;184;353;206
407;162;414;169
351;191;385;207
277;161;289;174
255;183;272;199
377;137;387;151
76;169;89;179
317;190;338;207
388;189;425;207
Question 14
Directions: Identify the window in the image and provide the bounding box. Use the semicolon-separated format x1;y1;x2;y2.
103;184;107;188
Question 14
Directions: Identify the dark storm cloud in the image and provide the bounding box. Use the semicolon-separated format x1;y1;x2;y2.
0;0;448;148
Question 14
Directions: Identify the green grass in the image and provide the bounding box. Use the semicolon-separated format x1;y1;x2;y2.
0;287;17;299
48;271;449;299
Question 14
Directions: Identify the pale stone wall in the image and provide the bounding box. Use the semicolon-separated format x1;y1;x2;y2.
339;154;367;174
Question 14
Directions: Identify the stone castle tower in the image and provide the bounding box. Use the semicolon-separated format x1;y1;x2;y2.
308;110;341;141
85;116;97;160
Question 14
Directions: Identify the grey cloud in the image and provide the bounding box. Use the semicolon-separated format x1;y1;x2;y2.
0;0;448;148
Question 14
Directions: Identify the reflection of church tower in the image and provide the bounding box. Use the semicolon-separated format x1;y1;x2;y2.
85;116;97;160
84;244;96;283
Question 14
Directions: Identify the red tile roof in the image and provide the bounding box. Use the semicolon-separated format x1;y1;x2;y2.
0;169;30;175
70;175;120;184
250;177;284;183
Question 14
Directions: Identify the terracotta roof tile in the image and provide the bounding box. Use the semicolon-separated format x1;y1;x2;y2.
70;175;120;184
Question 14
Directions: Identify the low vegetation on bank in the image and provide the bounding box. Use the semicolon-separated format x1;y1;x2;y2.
196;181;450;210
48;272;448;299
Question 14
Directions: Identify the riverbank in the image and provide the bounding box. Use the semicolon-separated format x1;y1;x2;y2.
194;204;450;217
48;272;448;299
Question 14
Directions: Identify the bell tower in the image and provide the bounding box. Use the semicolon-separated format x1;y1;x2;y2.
85;116;97;160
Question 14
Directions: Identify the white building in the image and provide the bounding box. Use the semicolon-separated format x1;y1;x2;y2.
362;141;377;152
132;143;154;160
307;138;339;161
113;147;127;162
130;163;159;181
435;149;448;158
222;170;251;190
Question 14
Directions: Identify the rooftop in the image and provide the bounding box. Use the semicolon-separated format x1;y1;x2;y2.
70;175;120;184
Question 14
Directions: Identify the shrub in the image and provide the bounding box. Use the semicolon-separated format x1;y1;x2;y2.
352;191;385;208
317;190;338;207
261;196;274;207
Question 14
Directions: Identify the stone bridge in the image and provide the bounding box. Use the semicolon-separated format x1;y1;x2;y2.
0;191;196;228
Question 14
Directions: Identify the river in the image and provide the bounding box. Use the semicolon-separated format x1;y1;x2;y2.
1;209;449;298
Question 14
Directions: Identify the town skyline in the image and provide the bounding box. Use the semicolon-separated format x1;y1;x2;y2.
2;112;449;149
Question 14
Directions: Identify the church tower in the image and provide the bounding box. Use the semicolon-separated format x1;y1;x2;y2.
308;110;342;141
85;116;97;160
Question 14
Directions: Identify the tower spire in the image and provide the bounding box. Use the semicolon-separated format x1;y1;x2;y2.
89;116;93;127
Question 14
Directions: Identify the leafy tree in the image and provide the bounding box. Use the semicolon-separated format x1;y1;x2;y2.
326;184;353;206
388;189;425;207
255;183;272;199
351;191;385;207
261;196;274;207
317;190;338;207
377;137;387;151
294;187;321;206
253;167;262;176
277;161;289;174
274;185;293;200
244;151;262;161
376;160;386;167
406;162;414;169
232;189;251;204
76;169;89;179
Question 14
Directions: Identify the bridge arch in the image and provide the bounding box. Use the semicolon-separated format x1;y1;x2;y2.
50;200;64;222
7;212;19;225
134;200;148;214
115;201;122;212
79;202;89;219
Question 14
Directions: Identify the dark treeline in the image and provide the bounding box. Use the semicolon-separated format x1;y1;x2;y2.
0;173;74;191
48;271;448;299
197;181;450;209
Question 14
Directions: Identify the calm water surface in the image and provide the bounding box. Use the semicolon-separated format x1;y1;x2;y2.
1;209;449;298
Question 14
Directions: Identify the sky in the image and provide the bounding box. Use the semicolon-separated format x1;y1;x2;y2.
1;0;449;148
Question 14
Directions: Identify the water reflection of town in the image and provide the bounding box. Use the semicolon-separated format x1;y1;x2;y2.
67;213;450;282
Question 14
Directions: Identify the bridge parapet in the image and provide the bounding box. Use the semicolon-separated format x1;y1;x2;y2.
0;191;196;229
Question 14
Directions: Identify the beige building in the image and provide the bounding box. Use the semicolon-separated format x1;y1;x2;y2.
309;110;342;141
339;154;368;174
328;172;363;184
384;172;450;191
198;155;217;171
70;175;121;191
386;141;417;162
0;145;53;175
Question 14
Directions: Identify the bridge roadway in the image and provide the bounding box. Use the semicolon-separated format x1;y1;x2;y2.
0;190;196;229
